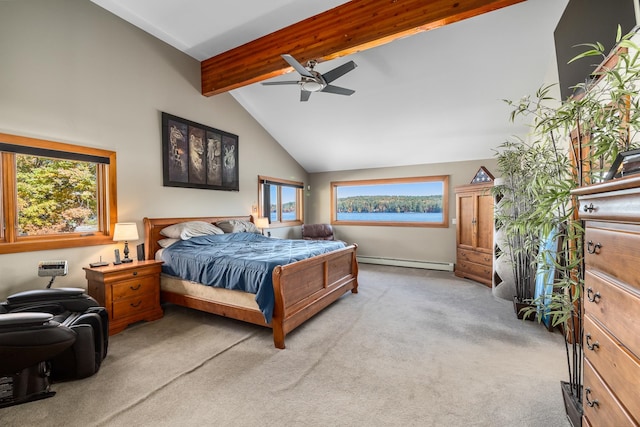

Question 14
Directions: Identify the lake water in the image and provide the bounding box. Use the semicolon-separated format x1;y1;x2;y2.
277;212;443;222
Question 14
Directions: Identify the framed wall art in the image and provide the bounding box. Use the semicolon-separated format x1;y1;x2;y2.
161;112;239;191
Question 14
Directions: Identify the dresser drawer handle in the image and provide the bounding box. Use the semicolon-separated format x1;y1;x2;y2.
585;333;599;351
130;301;142;308
132;271;138;276
130;284;141;291
585;388;599;408
586;287;601;303
582;203;595;213
586;240;602;254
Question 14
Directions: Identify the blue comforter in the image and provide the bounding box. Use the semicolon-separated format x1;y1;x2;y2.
160;233;346;323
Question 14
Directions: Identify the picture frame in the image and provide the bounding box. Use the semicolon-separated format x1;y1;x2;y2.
161;112;239;191
604;148;640;181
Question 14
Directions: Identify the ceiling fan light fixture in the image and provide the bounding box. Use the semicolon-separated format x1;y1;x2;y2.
300;80;324;92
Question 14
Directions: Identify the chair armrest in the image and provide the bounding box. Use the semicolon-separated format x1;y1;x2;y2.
7;288;85;304
0;312;53;328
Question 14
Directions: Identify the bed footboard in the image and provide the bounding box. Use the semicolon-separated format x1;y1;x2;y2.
271;244;358;349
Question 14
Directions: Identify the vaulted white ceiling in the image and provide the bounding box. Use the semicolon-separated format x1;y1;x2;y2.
91;0;569;173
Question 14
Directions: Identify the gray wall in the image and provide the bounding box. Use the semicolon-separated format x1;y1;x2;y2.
0;0;307;297
308;159;498;265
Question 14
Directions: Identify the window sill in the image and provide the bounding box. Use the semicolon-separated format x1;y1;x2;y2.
0;235;114;254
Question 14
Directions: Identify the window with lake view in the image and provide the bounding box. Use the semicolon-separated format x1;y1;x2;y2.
331;176;449;227
258;175;303;225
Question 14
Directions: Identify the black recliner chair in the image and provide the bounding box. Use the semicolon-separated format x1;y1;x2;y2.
0;288;108;408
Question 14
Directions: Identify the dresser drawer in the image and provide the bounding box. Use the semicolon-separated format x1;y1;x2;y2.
455;260;492;285
583;360;638;427
584;314;640;418
584;270;640;360
112;276;158;301
112;292;159;319
578;189;640;222
457;248;492;266
584;223;640;291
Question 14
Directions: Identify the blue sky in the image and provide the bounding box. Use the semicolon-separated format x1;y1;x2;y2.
337;182;443;198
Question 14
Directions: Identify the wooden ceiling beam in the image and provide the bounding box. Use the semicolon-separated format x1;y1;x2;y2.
201;0;525;96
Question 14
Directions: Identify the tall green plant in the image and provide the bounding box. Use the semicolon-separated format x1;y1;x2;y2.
498;26;640;406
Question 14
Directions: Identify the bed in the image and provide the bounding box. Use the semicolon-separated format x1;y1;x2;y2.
143;216;358;349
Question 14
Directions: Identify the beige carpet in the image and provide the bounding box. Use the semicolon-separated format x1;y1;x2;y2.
1;265;570;426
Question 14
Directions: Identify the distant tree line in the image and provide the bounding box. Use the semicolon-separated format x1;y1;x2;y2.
270;201;296;214
336;195;442;213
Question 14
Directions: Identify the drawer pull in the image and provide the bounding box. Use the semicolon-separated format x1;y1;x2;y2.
586;287;601;303
130;284;141;291
585;388;599;408
585;333;599;351
132;271;138;276
130;301;142;308
586;240;602;254
582;203;595;213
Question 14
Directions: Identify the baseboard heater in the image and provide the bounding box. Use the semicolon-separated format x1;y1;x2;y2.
356;256;454;272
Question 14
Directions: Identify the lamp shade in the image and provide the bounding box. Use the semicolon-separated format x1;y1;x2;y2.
254;217;269;229
113;222;139;242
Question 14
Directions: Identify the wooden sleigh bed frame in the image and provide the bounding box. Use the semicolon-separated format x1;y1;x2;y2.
143;216;358;349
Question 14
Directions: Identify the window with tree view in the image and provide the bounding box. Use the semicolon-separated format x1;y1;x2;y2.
17;154;98;235
259;176;303;225
0;133;117;254
331;176;449;227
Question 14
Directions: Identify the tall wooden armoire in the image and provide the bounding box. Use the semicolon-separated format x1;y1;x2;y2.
454;168;494;287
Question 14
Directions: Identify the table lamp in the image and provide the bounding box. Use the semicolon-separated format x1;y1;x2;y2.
113;222;139;263
254;217;270;236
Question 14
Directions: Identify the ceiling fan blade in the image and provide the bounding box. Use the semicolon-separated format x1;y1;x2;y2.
282;54;314;78
261;81;300;86
322;61;357;84
300;90;311;102
321;85;355;96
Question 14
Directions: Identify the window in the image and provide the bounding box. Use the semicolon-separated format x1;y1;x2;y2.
0;133;117;254
331;175;449;227
258;175;303;226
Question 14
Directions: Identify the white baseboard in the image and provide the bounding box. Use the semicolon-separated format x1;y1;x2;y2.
357;256;454;272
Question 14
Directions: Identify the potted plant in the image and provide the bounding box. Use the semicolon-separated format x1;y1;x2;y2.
496;26;640;427
492;138;546;317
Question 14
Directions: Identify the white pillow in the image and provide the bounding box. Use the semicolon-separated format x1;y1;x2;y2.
158;238;179;248
160;221;224;240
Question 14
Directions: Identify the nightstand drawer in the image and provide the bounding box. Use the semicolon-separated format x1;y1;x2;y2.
102;264;162;283
112;292;159;319
112;276;158;301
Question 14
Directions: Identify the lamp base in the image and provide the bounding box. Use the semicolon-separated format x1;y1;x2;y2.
121;258;133;263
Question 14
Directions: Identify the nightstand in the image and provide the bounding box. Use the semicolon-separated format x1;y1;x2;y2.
83;260;164;335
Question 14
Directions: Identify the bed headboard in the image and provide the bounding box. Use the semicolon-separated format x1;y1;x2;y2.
143;216;253;261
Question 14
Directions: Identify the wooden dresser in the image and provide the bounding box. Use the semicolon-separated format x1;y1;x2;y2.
573;175;640;426
455;182;494;287
84;260;164;335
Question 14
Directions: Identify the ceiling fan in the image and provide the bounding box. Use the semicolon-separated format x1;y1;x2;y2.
262;54;357;102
